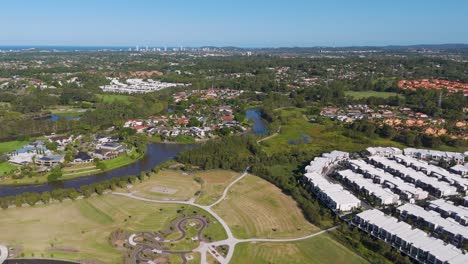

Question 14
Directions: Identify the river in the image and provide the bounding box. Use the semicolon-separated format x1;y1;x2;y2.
246;108;268;135
0;143;192;198
0;109;267;198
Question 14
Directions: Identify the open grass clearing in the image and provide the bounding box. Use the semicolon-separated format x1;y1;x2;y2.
231;233;368;264
345;91;402;99
213;174;319;239
130;170;201;200
0;194;225;263
194;170;241;205
97;94;133;104
0;161;18;176
0;140;29;155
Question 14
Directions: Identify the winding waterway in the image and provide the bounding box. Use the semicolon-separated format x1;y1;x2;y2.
0;143;192;197
0;109;268;198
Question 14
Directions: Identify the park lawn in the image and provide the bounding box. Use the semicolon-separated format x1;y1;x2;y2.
345;91;402;99
97;94;132;104
130;170;202;200
0;161;18;176
195;170;242;205
213;174;319;239
0;140;29;154
0;195;200;263
231;233;368;264
0;194;226;263
100;149;143;171
261;107;403;155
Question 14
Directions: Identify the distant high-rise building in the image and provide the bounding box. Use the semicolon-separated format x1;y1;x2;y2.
136;45;139;51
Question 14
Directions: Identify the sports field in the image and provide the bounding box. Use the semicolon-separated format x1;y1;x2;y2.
231;233;368;264
0;195;224;263
97;94;132;104
213;174;319;239
345;91;401;99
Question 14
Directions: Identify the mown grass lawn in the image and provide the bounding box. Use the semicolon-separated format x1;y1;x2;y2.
195;170;241;205
97;94;132;104
0;140;29;154
0;194;225;263
231;233;368;264
0;161;18;176
213;174;319;239
345;91;402;99
130;169;202;200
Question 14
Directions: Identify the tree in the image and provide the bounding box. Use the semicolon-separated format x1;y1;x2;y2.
47;168;63;182
188;117;201;127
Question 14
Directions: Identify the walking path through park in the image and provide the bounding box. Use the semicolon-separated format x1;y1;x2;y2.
113;166;339;264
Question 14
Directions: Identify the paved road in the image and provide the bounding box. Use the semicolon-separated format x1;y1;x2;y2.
0;245;8;264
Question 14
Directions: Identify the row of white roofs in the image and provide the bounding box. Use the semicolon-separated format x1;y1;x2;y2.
304;151;360;212
348;159;429;200
394;154;468;192
404;148;466;162
338;169;400;205
369;156;458;197
397;203;468;244
355;209;468;264
428;199;468;226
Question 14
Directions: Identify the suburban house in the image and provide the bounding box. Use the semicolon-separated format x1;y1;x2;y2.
35;154;65;167
72;152;93;164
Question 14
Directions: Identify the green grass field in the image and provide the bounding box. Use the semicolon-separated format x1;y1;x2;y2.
0;140;29;154
261;107;403;155
97;94;132;104
231;233;368;264
0;161;18;176
213;174;319;239
195;170;241;205
0;194;225;263
345;91;402;99
130;170;202;200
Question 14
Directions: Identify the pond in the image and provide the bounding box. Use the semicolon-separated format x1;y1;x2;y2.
0;143;192;197
46;114;81;121
246;109;268;135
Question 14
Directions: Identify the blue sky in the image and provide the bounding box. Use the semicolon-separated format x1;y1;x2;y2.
1;0;467;47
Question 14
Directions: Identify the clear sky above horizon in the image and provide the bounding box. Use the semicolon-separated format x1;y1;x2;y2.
1;0;467;47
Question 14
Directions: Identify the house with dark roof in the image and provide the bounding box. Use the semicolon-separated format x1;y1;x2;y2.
73;152;93;164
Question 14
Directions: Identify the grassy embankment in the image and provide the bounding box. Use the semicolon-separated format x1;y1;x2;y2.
0;148;144;186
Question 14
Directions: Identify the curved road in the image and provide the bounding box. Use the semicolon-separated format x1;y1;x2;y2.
114;167;338;264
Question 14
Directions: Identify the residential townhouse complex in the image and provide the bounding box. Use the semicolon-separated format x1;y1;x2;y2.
353;209;468;264
303;147;468;263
